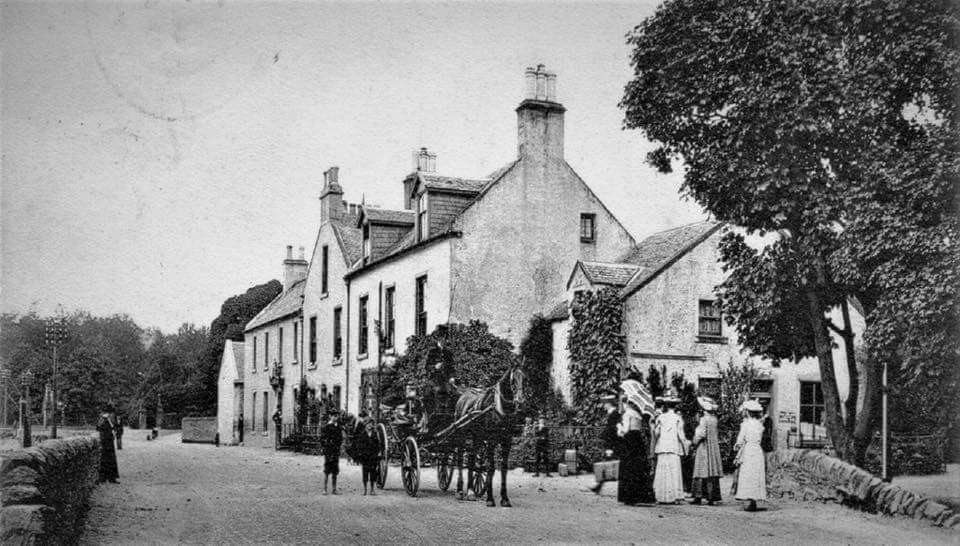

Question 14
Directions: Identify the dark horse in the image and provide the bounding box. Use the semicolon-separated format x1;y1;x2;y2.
452;359;525;507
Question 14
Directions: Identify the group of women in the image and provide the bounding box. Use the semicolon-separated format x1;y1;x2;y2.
612;380;767;512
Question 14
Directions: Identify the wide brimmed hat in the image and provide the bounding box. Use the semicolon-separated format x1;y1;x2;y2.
599;392;618;403
742;399;763;413
656;388;681;405
697;396;718;412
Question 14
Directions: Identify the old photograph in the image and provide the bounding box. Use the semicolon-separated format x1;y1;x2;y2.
1;1;957;544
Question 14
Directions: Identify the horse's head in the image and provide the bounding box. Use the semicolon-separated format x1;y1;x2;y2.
509;358;526;407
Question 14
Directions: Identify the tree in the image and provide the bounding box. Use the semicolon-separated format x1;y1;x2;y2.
621;0;959;464
519;315;554;410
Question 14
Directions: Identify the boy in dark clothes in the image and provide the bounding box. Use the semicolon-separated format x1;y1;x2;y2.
320;413;344;495
533;416;552;478
355;420;381;495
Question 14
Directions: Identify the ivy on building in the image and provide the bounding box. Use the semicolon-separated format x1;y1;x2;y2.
567;288;625;426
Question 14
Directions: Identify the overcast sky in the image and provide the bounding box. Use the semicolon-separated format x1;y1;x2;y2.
1;1;706;333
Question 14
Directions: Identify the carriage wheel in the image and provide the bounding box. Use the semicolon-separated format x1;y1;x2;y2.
471;462;488;498
436;454;452;491
376;423;389;489
401;437;421;497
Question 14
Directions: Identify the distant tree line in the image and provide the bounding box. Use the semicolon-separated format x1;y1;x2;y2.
0;280;281;426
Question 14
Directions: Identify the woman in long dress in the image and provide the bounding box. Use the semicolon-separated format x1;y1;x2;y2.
652;395;685;504
97;405;119;483
690;396;723;505
734;400;767;511
617;398;656;505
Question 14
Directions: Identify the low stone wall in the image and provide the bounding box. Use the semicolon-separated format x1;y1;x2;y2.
768;449;960;530
0;436;101;545
181;417;218;443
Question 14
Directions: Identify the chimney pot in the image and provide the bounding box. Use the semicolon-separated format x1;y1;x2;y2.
413;148;437;172
286;245;293;260
298;246;306;260
546;73;557;102
524;66;537;100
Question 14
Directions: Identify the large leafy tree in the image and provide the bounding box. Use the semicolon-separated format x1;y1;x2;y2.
622;0;958;463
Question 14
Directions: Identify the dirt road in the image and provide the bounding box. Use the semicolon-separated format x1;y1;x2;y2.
79;432;957;545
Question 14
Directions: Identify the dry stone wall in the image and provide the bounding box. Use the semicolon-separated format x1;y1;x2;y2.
0;436;101;545
768;449;959;530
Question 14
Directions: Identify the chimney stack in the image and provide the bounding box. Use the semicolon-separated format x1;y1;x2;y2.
516;64;565;159
282;244;308;291
319;166;344;224
413;147;437;173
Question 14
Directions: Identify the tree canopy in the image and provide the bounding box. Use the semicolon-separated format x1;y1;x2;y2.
622;0;959;463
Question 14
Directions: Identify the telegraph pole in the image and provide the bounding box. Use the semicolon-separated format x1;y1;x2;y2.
0;368;9;429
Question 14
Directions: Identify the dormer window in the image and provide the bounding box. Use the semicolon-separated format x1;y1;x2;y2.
580;213;596;243
417;193;429;241
362;223;371;264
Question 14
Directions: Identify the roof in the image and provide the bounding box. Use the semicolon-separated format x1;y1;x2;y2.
619;221;723;298
244;279;305;331
332;221;363;266
408;172;489;195
577;261;642;287
544;300;569;322
360;207;415;226
230;341;245;379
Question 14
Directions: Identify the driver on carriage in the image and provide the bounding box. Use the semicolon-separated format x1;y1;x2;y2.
417;326;458;434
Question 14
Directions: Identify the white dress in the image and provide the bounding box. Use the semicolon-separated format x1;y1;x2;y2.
653;410;685;503
735;418;767;501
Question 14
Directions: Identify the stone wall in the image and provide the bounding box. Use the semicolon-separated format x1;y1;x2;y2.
768;449;960;530
0;436;101;544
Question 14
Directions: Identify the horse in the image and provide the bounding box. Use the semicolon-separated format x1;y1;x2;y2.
451;358;525;507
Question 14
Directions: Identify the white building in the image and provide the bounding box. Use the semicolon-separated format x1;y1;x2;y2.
216;339;245;445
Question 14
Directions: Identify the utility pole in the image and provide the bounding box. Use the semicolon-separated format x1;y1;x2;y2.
0;368;9;429
44;314;67;439
882;360;890;482
20;370;33;448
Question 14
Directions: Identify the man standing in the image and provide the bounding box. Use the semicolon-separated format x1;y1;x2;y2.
320;412;344;495
114;414;125;450
590;393;621;494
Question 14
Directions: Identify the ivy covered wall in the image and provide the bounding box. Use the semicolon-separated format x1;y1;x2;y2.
567;288;626;425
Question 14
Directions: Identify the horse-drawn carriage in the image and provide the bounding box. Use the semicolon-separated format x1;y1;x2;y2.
368;354;526;505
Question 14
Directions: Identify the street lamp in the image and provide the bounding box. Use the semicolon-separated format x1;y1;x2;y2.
44;314;67;439
20;369;34;448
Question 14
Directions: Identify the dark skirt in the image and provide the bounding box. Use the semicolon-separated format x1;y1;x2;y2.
618;430;656;505
98;421;119;482
691;477;722;502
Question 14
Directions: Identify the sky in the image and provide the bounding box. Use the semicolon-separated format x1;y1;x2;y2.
1;1;706;333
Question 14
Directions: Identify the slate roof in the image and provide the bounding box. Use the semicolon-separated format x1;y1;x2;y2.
544;300;569;322
361;207;415;226
332;221;363;266
230;341;245;379
417;173;489;194
619;221;723;297
578;261;642;287
244;279;305;331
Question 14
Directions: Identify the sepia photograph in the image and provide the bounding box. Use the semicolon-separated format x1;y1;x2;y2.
0;1;957;544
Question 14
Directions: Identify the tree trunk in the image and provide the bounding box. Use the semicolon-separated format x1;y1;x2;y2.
851;355;881;466
804;284;853;461
840;300;858;433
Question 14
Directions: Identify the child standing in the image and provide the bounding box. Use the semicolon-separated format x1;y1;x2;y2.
355;421;381;495
320;412;344;495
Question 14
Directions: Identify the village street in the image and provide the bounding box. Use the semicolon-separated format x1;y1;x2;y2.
79;433;956;545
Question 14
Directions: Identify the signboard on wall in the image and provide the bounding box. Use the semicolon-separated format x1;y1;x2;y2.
778;410;797;425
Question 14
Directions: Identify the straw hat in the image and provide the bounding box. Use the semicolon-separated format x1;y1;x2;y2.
697;396;718;412
742;399;763;413
656;388;681;405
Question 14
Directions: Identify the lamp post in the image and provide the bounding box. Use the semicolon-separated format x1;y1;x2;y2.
269;361;284;450
44;315;67;439
0;367;9;429
20;370;33;448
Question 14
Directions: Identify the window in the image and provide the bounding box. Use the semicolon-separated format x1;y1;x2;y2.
309;316;317;364
252;392;257;431
799;381;825;427
580;213;596;243
293;323;298;364
252;337;257;373
415;275;428;336
262;391;269;432
698;300;722;337
333;307;343;359
278;327;284;364
333;385;342;410
264;332;270;369
362;224;371;264
417;193;429;241
384;286;395;349
321;245;329;294
359;296;369;355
